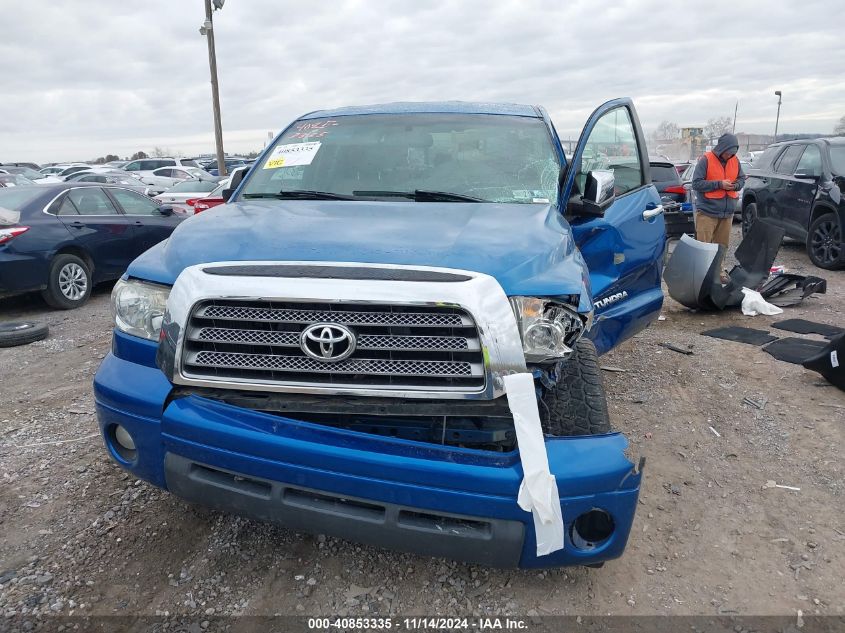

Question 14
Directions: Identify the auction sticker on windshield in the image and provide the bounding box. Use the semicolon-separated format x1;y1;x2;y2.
263;142;321;169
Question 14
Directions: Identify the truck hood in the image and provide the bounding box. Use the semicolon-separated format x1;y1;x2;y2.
129;200;592;310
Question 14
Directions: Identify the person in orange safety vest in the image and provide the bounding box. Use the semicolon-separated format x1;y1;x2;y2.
691;132;746;280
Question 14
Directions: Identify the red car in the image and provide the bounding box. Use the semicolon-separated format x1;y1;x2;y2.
187;183;226;214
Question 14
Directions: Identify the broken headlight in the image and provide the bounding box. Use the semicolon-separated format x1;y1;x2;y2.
111;278;170;341
509;297;586;362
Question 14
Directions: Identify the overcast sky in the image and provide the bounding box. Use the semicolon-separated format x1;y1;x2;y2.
2;0;843;163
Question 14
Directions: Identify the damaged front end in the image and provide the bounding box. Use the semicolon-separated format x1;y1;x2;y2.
96;262;643;568
167;387;520;451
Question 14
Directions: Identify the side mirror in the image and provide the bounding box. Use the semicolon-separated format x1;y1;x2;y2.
229;167;247;190
157;205;175;216
221;167;247;202
569;170;615;217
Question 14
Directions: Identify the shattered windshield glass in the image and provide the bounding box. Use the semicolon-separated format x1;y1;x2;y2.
240;113;561;204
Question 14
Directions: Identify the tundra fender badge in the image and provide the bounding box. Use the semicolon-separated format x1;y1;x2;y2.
594;290;628;310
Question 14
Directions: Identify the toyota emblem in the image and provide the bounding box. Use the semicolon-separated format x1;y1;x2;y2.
300;323;356;362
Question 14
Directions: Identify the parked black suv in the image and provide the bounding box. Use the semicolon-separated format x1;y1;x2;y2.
742;138;845;269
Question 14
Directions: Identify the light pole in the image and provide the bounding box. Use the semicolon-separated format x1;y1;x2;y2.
773;90;782;143
200;0;227;177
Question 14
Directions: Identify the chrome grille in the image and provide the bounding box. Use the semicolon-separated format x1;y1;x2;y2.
191;327;476;352
181;300;485;390
197;304;468;327
188;351;476;377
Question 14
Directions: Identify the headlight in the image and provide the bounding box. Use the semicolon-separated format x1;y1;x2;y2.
509;297;586;362
111;278;170;341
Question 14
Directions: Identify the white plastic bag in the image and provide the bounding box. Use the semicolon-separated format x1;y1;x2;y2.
740;287;783;316
503;373;564;556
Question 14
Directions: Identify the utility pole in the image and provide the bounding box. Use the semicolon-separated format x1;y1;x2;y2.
774;90;782;144
732;100;738;133
201;0;227;177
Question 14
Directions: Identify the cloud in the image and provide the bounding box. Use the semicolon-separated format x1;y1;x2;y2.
2;0;843;162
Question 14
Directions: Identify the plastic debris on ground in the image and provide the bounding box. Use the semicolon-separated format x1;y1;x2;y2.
740;288;783;316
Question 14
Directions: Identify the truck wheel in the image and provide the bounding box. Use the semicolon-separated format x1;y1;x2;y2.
741;202;758;237
540;339;612;436
0;321;49;347
807;212;844;270
41;254;92;309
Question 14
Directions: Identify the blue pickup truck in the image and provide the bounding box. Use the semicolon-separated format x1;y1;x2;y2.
94;99;666;568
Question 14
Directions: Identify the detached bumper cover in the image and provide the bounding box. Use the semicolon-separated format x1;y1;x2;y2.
664;221;786;310
94;344;642;568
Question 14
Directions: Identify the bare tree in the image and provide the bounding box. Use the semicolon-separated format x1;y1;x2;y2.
703;116;733;141
654;121;680;142
130;151;148;160
834;115;845;136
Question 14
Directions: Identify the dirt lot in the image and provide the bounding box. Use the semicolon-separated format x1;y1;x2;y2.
1;227;843;629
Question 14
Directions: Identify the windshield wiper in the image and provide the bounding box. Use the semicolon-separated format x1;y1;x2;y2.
352;189;487;202
242;190;356;200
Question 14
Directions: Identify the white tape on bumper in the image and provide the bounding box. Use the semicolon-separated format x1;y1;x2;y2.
503;372;564;556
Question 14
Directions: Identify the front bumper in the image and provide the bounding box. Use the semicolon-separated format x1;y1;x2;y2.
95;334;642;569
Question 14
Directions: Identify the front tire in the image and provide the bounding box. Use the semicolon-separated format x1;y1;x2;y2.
807;212;844;270
41;254;92;309
540;339;612;437
741;202;758;237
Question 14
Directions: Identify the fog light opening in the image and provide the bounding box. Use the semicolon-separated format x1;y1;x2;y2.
108;424;137;463
571;509;614;550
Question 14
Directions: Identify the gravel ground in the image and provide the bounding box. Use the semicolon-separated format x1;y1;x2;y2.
0;226;843;631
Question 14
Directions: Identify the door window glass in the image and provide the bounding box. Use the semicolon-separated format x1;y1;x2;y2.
67;188;119;215
153;168;173;178
755;146;780;170
56;196;80;216
774;145;804;175
794;145;822;177
110;188;161;215
123;161;140;171
577;107;643;196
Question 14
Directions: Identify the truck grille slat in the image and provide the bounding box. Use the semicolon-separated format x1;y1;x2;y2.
196;304;470;327
188;350;481;378
190;327;477;352
181;300;486;391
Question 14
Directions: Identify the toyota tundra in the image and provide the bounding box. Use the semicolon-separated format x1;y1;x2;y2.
94;99;666;568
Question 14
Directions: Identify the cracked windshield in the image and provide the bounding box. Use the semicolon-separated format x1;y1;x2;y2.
241;113;561;203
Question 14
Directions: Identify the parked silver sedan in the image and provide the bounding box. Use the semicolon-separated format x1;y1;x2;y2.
140;167;217;194
153;179;220;214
